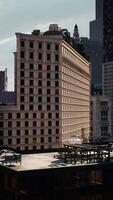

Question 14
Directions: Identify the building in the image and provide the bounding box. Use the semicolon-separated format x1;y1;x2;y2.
0;150;113;200
0;24;90;151
0;69;7;92
91;95;112;142
103;62;113;135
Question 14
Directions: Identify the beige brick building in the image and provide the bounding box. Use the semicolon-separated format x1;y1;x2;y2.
0;25;90;151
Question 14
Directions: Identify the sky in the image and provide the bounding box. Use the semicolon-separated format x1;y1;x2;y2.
0;0;95;91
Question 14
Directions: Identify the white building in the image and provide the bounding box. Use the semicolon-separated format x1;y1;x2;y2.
0;25;90;151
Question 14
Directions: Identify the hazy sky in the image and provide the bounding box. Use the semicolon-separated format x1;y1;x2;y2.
0;0;95;90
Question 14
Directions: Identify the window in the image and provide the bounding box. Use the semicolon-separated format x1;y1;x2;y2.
25;121;29;127
38;105;42;110
47;81;51;86
56;113;59;118
55;44;59;51
29;63;33;69
38;88;42;94
20;71;24;77
55;89;59;94
55;105;59;110
20;79;24;85
20;88;24;93
38;80;42;86
25;129;29;135
55;97;59;102
55;54;59;61
55;81;59;87
29;104;33;110
17;138;20;144
29;41;34;48
48;137;52;143
8;113;12;119
55;73;59;79
55;65;59;71
47;89;50;94
41;121;44;126
21;51;25;58
8;121;12;127
41;113;44;119
48;121;52;126
0;139;3;145
56;121;59;126
29;52;33;59
8;130;12;136
29;72;33;77
20;96;24;102
25;113;28;119
0;130;3;136
47;43;51;50
17;130;20;136
8;139;12;145
47;105;51;110
41;137;44;143
17;121;20;127
29;96;33;102
21;40;25;47
33;121;36;127
47;73;50;79
38;96;42;102
38;64;42;70
56;129;59;134
20;104;24;110
29;88;33;94
29;80;33;86
47;65;50;70
33;113;36;118
38;53;42;60
38;72;42;78
0;122;3;127
47;97;51;102
38;42;42;49
47;54;51;60
20;62;24;69
33;129;36;135
48;129;52;134
41;129;44;135
48;113;52;118
25;138;28;144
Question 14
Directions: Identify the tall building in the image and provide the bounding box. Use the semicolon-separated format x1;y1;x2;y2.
91;95;112;142
0;24;90;151
0;69;7;92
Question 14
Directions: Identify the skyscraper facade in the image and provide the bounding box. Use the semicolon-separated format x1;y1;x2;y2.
0;25;90;151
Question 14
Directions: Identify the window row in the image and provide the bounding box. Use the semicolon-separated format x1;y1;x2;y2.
20;71;59;78
21;40;59;51
20;96;59;103
20;63;59;71
20;88;59;95
20;104;59;111
20;51;59;61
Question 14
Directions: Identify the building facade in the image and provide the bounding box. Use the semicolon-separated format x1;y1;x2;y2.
0;69;7;92
0;25;90;151
91;95;111;141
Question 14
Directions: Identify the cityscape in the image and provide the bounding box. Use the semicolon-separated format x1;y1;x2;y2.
0;0;113;200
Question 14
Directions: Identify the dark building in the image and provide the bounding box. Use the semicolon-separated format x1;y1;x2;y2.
84;0;113;93
0;69;7;92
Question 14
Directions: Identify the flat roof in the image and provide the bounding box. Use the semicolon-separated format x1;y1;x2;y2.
1;152;97;172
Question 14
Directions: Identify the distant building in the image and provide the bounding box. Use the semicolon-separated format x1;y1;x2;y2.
0;24;90;151
0;69;7;92
91;95;112;142
103;61;113;135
